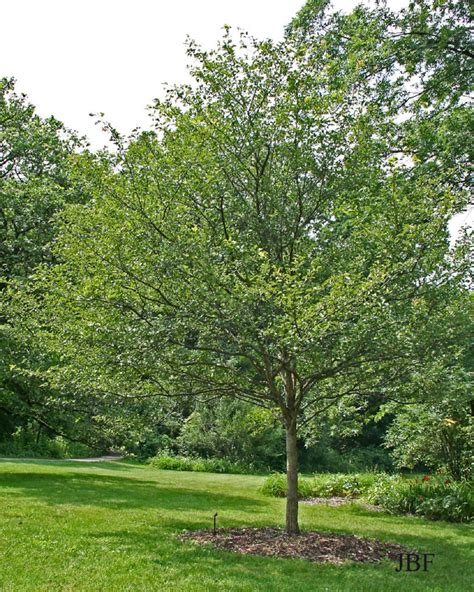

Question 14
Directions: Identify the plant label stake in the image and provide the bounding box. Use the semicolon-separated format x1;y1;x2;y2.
213;512;218;535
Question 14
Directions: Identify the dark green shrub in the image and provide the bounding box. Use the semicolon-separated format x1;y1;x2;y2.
366;475;473;522
176;400;285;471
0;428;98;459
260;472;288;497
260;472;377;499
416;480;473;522
261;471;473;522
148;453;256;474
260;472;313;498
384;403;473;481
301;441;393;474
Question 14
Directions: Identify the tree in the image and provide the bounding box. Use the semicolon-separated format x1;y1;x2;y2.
384;325;473;481
385;397;473;481
22;7;472;535
176;398;285;470
0;77;85;284
288;0;473;196
0;78;91;446
0;80;181;450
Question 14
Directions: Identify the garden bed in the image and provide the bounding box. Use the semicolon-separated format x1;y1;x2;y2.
302;496;383;511
180;527;412;564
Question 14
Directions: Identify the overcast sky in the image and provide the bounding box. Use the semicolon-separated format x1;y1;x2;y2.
3;0;410;147
4;0;309;147
2;0;471;235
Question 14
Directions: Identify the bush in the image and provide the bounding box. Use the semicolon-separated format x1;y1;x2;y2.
300;441;393;474
364;474;403;507
310;473;378;497
260;472;314;498
260;472;288;497
0;428;98;459
260;472;378;499
260;470;473;522
366;475;473;522
384;403;473;480
148;453;256;475
176;401;285;471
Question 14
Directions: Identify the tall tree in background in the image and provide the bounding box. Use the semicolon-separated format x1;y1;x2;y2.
288;0;473;197
0;81;194;451
14;1;472;533
0;78;85;283
0;78;90;444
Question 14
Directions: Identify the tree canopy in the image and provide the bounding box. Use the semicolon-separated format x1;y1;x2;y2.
3;1;473;533
0;77;92;447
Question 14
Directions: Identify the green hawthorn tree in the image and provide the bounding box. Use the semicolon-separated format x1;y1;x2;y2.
21;6;472;534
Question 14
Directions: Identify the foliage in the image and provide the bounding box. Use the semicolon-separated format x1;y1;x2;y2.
129;399;390;473
0;426;97;459
263;470;474;522
0;77;93;448
309;473;377;498
364;474;402;504
259;472;288;497
366;474;473;523
132;398;390;473
176;399;285;470
0;77;84;283
300;410;394;473
384;398;474;481
149;453;256;475
3;1;473;536
260;472;314;499
261;472;378;499
302;444;393;474
17;6;472;536
289;0;473;192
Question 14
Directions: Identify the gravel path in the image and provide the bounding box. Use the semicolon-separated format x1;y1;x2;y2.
65;455;123;462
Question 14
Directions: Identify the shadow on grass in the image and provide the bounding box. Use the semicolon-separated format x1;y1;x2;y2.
335;503;474;538
0;459;135;472
82;528;359;592
81;524;473;592
1;467;471;591
300;504;474;565
0;470;266;516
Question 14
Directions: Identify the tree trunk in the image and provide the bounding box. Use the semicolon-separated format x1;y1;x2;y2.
285;420;300;535
36;423;42;445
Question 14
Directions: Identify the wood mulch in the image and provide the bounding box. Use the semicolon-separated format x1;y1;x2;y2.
180;527;413;564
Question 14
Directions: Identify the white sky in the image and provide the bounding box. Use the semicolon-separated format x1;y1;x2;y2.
3;0;409;147
1;0;471;235
3;0;310;147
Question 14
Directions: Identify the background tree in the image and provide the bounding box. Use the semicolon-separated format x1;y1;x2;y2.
0;77;85;283
383;329;473;481
289;0;474;471
176;399;285;470
0;77;97;451
289;0;473;197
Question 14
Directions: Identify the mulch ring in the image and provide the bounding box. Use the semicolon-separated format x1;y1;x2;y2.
180;527;413;564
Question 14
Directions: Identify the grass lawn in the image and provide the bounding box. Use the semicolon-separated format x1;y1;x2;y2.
0;460;472;591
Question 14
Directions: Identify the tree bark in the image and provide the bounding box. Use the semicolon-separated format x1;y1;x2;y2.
285;419;300;535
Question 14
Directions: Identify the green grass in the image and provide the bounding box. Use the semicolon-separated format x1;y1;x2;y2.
0;460;472;591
